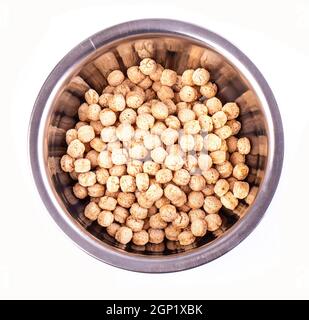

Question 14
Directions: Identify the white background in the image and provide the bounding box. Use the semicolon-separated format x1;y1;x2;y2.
1;0;309;299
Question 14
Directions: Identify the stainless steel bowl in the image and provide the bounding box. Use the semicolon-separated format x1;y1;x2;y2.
29;19;284;272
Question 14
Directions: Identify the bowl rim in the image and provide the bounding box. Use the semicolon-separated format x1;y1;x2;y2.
28;18;284;273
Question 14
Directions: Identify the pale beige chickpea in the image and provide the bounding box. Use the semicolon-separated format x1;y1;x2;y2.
87;104;101;121
227;119;241;135
126;91;144;109
197;153;213;171
67;139;85;158
221;191;239;210
136;113;155;130
210;150;227;165
155;197;170;209
148;228;165;244
99;108;116;126
230;152;245;166
117;192;136;208
163;99;177;114
188;209;206;222
99;195;117;211
106;223;121;237
233;181;250;199
78;171;96;187
75;121;88;130
172;212;190;229
85;89;99;105
84;202;101;221
164;224;181;241
106;176;120;193
191;219;207;237
164;184;183;202
77;125;95;143
100;126;117;143
74;158;91;173
172;75;183;92
88;183;105;197
177;102;191;112
165;115;181;130
97;210;114;227
98;150;113;169
127;66;145;84
119;108;137;124
149;213;168;229
107;70;125;86
133;230;149;246
179;134;195;152
206;97;222;115
114;82;130;96
203;196;222;214
137;103;151;115
109;164;126;177
227;176;237;192
214;179;229;197
161;128;178;146
199;114;213;132
135;173;149;192
120;175;136;193
145;184;164;202
222;102;240;120
189;175;206;191
149;64;164;81
127;160;143;177
193;103;208;117
237;137;251;155
60;154;74;172
181;69;195;86
202;184;215;196
233;163;249;180
160;69;177;86
216;161;233;179
184;154;198;173
171;193;187;207
137;192;154;209
139;58;157;75
99;93;113;108
113;206;129;224
179;86;198;102
164;154;184;171
78;103;89;121
150;147;168;164
205;213;222;231
142;161;160;176
215;125;233;140
73;183;88;199
115;226;133;244
66;129;78;145
143;134;161;150
130;203;148;220
126;216;144;232
178;230;195;246
159;204;177;222
226;136;238;153
150;121;167;135
194;134;205;151
96;167;109;185
90;120;103;135
133;128;148;142
90;138;106;153
172;169;191;186
152;81;162;92
183;120;201;135
151;101;169;120
220;139;228;152
188;191;204;209
212;111;227;129
204;133;222;151
157;86;174;101
115;123;134;143
155;168;173;184
192;68;210;86
200;82;217;98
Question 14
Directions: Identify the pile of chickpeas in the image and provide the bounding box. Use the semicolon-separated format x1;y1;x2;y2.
60;58;251;247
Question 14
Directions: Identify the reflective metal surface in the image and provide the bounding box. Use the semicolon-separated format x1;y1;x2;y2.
29;19;284;272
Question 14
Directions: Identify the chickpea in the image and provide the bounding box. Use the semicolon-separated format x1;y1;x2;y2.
164;154;184;171
179;134;195;152
160;69;177;87
139;58;157;75
106;176;120;193
192;68;210;86
90;138;106;153
200;82;217;98
184;154;198;173
159;204;177;222
227;119;241;135
98;150;113;169
188;209;206;222
179;86;198;102
161;128;179;146
172;169;191;186
151;101;169;120
237;137;251;155
98;210;114;227
163;99;177;114
113;206;129;224
136;113;155;130
203;196;222;214
109;164;126;177
99;109;116;126
78;171;96;187
126;91;144;109
155;168;173;184
127;66;145;84
204;133;222;151
145;184;164;202
119;108;137;124
215;126;232;140
151;147;168;164
166;115;181;129
127;160;143;177
126;216;144;232
107;70;125;86
191;219;207;237
136;173;150;192
178;230;195;246
193;103;208;117
87;104;101;121
143;133;161;150
157;86;174;101
214;179;229;197
150;121;167;135
60;154;74;172
132;230;149;246
75;121;88;130
178;108;195;123
210;150;227;165
152;81;162;92
173;212;190;229
233;163;249;180
149;64;164;81
149;213;168;229
189;175;206;191
78;103;89;121
181;69;194;86
227;176;237;192
90;120;103;135
143;161;160;176
230;152;245;166
164;184;183;202
212;111;227;129
74;158;91;173
66;129;78;145
99;93;112;108
199;114;213;132
100;126;117;143
73;183;88;199
202;184;215;196
84;202;101;221
188;191;204;209
205;213;222;231
197;153;213;171
165;224;181;241
155;197;170;209
148;228;165;244
137;192;154;209
98;196;117;211
206;97;222;115
233;181;250;199
96;167;109;185
129;142;148;160
117;192;136;208
226;136;238;153
106;223;121;237
85;89;99;105
216;161;233;179
221;191;238;210
67;139;85;158
115;226;133;244
120;175;136;193
222;102;240;120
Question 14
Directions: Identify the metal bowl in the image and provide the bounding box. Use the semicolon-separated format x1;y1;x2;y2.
29;19;284;272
